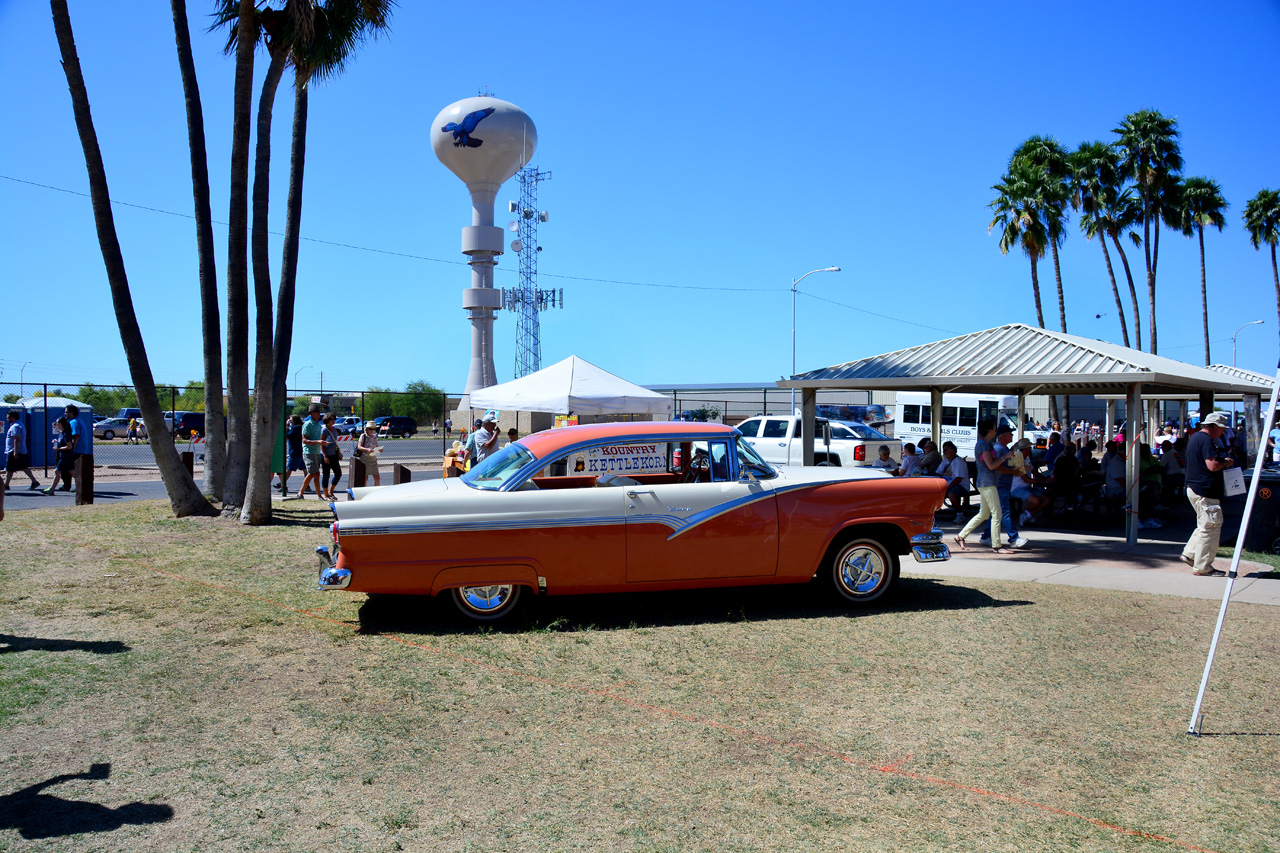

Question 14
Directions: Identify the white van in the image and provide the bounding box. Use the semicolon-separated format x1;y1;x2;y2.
894;392;1045;459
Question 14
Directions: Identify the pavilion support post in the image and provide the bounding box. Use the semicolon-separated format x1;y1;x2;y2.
1125;383;1143;545
801;387;816;466
1148;399;1159;447
930;387;943;449
1179;401;1189;434
1106;400;1117;443
1017;393;1027;442
1244;394;1261;462
1199;392;1215;428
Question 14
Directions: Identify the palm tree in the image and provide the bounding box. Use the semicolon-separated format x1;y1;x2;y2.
169;0;227;500
50;0;212;517
1176;177;1228;365
1072;141;1130;347
218;0;260;513
235;0;395;525
1243;189;1280;345
1113;109;1183;354
989;158;1061;424
1012;136;1072;335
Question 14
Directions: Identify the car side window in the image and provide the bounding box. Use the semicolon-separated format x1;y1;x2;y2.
688;440;733;483
761;419;789;439
737;419;760;438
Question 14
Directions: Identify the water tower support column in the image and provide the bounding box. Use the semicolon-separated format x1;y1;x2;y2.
461;181;503;392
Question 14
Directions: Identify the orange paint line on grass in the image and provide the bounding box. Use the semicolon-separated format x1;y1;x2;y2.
12;519;1230;853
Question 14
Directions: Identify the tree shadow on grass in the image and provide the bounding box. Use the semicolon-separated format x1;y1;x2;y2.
0;635;130;655
0;764;173;840
356;576;1032;636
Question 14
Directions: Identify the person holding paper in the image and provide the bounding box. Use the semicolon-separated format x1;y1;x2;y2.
1181;411;1235;577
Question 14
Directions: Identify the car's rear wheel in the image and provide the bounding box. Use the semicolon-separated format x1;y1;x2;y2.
830;538;896;604
101;430;115;441
451;583;523;622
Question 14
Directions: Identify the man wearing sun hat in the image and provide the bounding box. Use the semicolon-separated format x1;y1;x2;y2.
1181;410;1235;576
473;410;501;464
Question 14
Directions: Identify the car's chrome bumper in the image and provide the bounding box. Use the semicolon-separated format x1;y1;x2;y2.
316;545;351;590
910;527;951;563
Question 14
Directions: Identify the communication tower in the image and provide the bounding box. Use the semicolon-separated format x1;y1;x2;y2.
505;167;560;377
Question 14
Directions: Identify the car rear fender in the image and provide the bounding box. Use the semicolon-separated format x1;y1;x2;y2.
430;563;541;597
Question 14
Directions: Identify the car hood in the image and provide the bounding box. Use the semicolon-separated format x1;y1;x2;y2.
342;477;459;516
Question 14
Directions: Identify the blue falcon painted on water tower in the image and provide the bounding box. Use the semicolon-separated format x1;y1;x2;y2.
440;107;495;148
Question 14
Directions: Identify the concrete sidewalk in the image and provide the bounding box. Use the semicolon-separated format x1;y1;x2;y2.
904;508;1280;606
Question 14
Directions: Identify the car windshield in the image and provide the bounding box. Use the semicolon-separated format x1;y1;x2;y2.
736;437;777;479
462;444;535;490
834;420;890;440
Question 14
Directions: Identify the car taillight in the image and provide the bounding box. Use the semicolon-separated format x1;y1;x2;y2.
854;445;865;462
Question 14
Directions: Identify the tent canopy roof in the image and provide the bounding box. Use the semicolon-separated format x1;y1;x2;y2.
469;356;674;416
778;324;1272;396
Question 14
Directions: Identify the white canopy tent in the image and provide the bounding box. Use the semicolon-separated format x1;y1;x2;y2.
470;356;673;417
14;396;92;411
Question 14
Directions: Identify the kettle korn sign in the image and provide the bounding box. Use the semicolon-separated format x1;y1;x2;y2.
574;443;668;475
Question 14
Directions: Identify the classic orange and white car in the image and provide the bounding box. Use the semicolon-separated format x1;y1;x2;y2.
315;422;949;621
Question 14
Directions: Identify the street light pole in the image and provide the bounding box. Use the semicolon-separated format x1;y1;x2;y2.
293;365;313;394
790;266;841;413
20;361;30;398
1231;320;1263;421
1233;320;1263;367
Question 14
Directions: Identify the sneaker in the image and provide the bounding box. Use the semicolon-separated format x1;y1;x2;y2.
1193;568;1226;577
1180;555;1195;568
953;512;964;524
28;482;41;490
1008;536;1028;549
40;487;54;495
57;486;71;492
1020;510;1032;526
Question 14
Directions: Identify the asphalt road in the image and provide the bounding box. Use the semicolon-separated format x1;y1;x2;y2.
4;463;445;512
81;434;454;472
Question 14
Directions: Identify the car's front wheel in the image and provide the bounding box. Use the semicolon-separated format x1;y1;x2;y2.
101;430;115;441
829;537;896;604
450;584;523;622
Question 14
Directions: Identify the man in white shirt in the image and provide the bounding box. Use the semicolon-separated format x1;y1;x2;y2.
937;441;970;522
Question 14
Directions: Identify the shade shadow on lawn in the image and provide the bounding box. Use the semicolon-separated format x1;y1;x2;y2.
356;576;1031;636
0;763;173;841
0;634;130;655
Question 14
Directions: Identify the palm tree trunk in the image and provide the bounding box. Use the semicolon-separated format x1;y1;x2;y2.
1112;234;1143;350
1099;238;1130;347
221;0;257;512
240;53;287;525
1029;256;1059;423
170;0;226;500
51;0;212;517
1272;245;1279;352
1050;242;1069;425
1198;224;1210;366
1150;219;1161;354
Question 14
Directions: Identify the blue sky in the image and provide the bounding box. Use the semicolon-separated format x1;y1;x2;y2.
2;1;1279;396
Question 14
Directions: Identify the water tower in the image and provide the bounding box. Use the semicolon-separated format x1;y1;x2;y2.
431;96;537;396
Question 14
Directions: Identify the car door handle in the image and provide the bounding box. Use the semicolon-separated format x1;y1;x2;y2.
625;490;656;497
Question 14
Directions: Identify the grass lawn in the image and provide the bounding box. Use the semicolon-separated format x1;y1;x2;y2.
1;500;1278;852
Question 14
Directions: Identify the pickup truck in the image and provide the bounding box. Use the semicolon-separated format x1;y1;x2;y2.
735;415;904;467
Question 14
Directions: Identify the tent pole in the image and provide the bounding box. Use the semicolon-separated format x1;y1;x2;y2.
1187;361;1280;735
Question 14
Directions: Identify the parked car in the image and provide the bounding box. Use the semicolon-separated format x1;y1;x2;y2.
171;411;205;438
372;416;417;437
735;415;903;467
334;416;363;436
92;417;145;440
315;421;949;621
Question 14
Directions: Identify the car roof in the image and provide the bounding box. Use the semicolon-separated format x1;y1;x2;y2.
519;421;735;458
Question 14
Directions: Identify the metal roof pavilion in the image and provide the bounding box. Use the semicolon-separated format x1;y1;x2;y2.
778;323;1270;397
776;323;1274;545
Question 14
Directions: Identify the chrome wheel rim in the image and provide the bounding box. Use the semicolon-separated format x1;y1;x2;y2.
457;584;515;614
836;545;886;597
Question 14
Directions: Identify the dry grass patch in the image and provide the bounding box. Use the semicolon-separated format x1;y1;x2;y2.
0;500;1277;852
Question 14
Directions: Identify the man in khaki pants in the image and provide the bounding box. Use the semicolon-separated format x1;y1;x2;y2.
1181;411;1234;576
